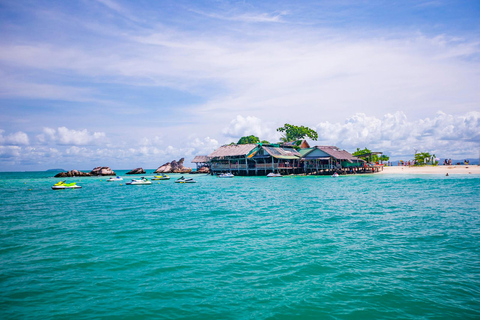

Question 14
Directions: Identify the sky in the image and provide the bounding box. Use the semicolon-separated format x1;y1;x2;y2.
1;0;479;171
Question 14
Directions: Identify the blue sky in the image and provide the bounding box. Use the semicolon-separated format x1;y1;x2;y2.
1;0;479;171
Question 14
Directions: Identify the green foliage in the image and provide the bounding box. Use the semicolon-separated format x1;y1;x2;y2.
276;124;318;142
260;140;270;144
352;147;372;157
353;147;390;163
414;152;435;165
237;135;260;144
353;147;378;162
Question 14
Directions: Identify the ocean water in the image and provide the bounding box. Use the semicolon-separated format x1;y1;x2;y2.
1;171;479;319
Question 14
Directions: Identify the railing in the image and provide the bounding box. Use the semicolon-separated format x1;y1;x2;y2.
211;164;247;170
305;164;334;170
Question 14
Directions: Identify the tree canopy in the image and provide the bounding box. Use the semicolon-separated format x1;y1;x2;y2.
352;147;372;157
276;124;318;142
352;147;390;163
414;152;435;165
237;135;260;144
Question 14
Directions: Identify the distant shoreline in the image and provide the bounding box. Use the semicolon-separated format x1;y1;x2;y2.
378;165;480;175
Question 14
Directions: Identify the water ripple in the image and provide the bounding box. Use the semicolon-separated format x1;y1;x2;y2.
0;172;479;319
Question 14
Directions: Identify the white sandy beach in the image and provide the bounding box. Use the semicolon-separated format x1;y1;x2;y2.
378;165;480;175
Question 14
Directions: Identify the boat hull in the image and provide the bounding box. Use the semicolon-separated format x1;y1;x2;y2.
152;176;170;180
126;181;151;185
267;173;282;177
175;180;196;183
52;185;82;190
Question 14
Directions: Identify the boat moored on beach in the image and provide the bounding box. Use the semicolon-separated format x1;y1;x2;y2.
52;181;82;190
175;176;196;183
126;177;151;185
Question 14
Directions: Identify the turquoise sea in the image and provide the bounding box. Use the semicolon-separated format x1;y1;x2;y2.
1;171;479;319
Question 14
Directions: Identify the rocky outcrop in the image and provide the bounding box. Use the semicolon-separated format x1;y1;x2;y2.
155;158;192;173
54;170;91;177
90;166;116;176
126;167;146;174
191;166;209;174
54;166;116;177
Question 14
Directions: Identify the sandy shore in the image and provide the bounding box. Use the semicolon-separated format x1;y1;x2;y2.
378;165;480;175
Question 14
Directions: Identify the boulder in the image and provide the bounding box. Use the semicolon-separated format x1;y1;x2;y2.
127;167;146;174
191;166;209;174
90;166;116;176
155;158;192;173
54;170;91;177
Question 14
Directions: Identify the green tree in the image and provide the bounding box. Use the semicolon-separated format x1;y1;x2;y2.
380;155;390;163
237;135;260;144
414;152;432;165
276;124;318;142
352;147;372;157
352;147;385;163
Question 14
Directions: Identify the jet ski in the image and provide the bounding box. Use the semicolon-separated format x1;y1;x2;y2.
218;173;234;178
52;181;82;190
126;177;151;185
106;176;123;182
152;174;170;180
175;176;196;183
267;172;282;177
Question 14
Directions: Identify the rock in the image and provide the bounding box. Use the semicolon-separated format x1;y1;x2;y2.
191;166;209;174
155;158;192;173
90;166;116;176
126;168;146;174
54;170;91;177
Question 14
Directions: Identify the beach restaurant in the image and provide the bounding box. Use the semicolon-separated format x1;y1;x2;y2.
203;143;366;176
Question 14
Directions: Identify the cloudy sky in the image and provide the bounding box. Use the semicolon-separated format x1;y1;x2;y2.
1;0;479;170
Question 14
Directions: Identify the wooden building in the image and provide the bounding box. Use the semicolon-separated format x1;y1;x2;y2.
250;145;302;175
192;155;211;170
208;144;258;175
200;143;370;176
300;146;365;174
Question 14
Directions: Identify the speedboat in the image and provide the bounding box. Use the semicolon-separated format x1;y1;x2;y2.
218;173;234;178
106;176;123;182
152;174;170;180
52;181;82;190
126;177;151;185
175;176;196;183
332;172;339;177
267;173;282;177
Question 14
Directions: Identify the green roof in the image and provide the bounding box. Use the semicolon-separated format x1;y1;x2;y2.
272;155;300;160
298;148;314;156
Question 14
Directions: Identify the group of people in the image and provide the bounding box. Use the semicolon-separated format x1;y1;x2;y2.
398;160;417;166
387;159;470;166
443;159;470;165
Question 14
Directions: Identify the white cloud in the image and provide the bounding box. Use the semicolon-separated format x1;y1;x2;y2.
315;111;480;158
0;130;29;145
222;115;280;142
188;136;219;156
190;9;287;23
139;136;163;146
0;145;22;158
39;127;107;146
1;26;479;124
